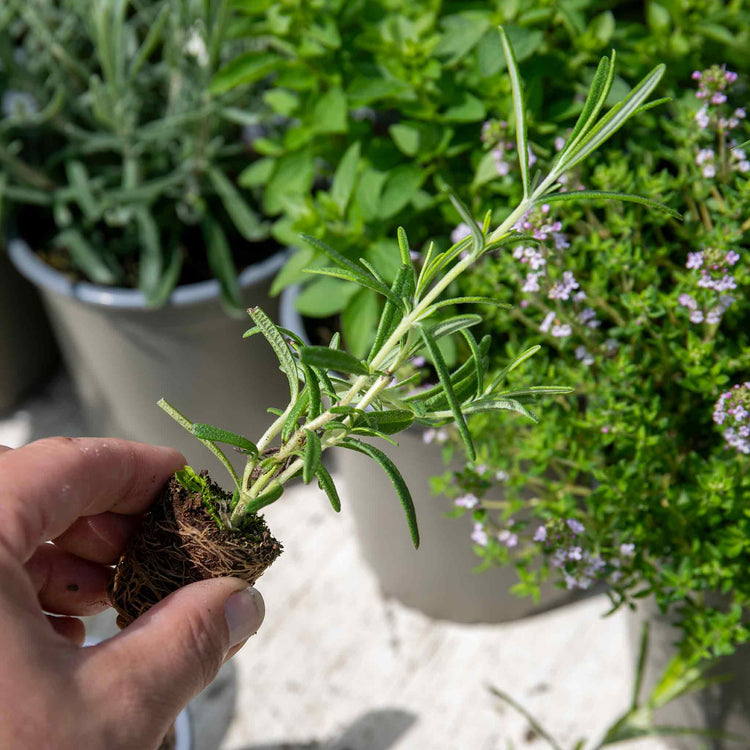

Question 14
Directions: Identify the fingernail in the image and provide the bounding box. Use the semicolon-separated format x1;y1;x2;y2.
224;587;265;647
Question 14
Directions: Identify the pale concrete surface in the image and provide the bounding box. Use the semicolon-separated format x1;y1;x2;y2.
1;374;671;749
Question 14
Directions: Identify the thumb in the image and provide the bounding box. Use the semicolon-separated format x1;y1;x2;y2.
81;578;264;744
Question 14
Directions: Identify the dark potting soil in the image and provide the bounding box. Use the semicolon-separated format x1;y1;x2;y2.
110;472;282;630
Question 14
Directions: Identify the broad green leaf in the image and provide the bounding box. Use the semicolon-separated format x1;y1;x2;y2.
434;12;491;64
365;239;403;284
541;191;681;219
379;164;424;218
238;157;276;188
419;325;475;460
498;26;529;198
243;481;284;515
211;52;283;95
390;123;421;156
313;86;347;133
342;289;379;359
295;276;360;317
354;167;389;221
346;76;408;105
56;229;117;285
442;92;486;123
270;246;315;295
303;429;322;484
248;306;299;401
300;345;370;375
366;410;415;435
263;88;299;116
338;438;419;548
331;142;361;214
192;424;258;456
315;463;341;512
263;149;315;215
203;219;242;314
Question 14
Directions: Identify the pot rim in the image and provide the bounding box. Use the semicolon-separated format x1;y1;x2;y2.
7;237;287;310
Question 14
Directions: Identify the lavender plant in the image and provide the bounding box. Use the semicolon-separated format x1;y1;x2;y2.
157;30;674;541
0;0;269;310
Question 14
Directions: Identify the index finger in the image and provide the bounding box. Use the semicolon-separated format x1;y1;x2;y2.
0;437;185;562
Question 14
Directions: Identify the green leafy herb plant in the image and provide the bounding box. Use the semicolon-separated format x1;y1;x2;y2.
108;30;672;628
438;57;749;671
215;0;744;348
0;0;271;311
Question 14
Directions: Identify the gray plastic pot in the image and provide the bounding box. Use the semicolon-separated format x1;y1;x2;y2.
0;249;58;412
628;598;750;748
9;239;290;474
280;286;575;623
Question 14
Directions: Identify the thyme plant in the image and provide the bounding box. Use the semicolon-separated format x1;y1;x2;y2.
160;30;674;541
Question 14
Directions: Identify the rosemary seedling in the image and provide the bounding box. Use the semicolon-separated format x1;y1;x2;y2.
159;29;676;546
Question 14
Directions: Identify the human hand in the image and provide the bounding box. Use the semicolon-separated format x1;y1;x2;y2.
0;437;265;750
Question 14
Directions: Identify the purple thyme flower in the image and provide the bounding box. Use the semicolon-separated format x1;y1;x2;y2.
540;311;556;333
715;383;750;453
471;523;489;547
533;526;548;542
498;529;518;548
455;494;479;509
567;519;585;535
451;223;472;244
575;346;594;366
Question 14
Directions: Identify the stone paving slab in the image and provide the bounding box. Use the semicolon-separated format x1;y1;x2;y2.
1;374;669;749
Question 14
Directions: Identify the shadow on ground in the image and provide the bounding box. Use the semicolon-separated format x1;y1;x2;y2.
232;708;417;750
